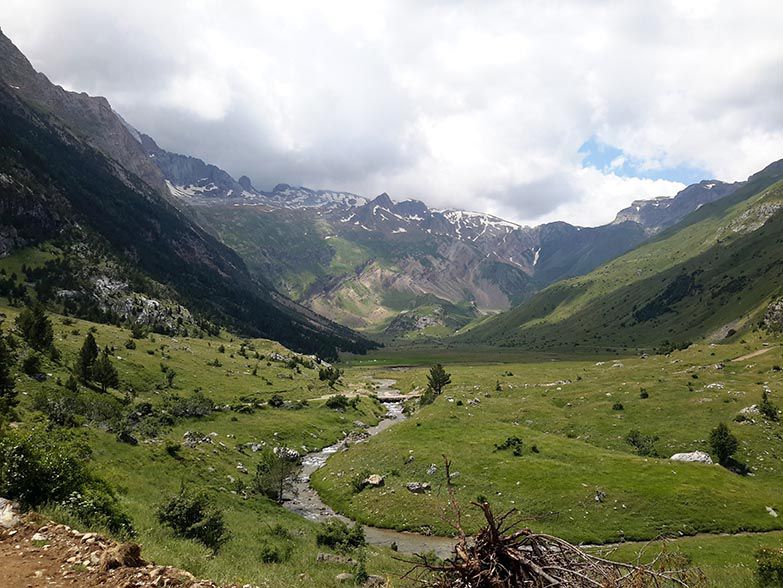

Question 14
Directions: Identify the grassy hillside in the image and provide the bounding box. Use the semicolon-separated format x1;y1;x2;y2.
315;336;783;548
459;168;783;351
0;301;407;586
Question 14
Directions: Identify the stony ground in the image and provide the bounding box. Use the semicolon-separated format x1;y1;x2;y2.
0;504;256;588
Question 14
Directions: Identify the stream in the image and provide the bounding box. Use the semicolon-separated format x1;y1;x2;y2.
282;379;457;558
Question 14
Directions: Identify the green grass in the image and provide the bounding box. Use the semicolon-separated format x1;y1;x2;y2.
2;303;401;587
316;336;783;548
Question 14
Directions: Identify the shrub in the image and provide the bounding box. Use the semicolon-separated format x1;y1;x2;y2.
760;390;779;421
325;394;356;411
419;387;437;406
259;542;286;563
639;389;649;399
495;437;524;456
0;427;91;508
316;519;366;553
709;422;739;466
21;352;42;376
163;390;214;419
756;547;783;587
124;339;136;350
625;430;659;456
32;388;81;427
268;394;285;408
0;334;17;418
318;366;343;387
612;402;624;411
59;485;135;537
156;487;229;552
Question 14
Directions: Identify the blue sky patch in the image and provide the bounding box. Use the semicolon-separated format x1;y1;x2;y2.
578;136;711;185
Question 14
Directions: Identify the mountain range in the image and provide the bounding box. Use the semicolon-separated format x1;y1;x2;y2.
137;127;752;339
1;26;780;352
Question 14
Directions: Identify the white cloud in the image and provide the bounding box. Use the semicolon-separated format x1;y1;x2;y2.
1;0;780;226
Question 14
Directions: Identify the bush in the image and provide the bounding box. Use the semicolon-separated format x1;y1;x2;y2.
611;402;624;411
259;541;291;563
162;390;214;419
325;394;358;411
760;390;779;422
268;394;285;408
639;389;649;399
495;436;524;456
419;387;437;406
625;430;659;456
318;366;343;388
59;485;135;538
21;352;42;376
756;547;783;587
32;388;81;427
156;487;229;552
316;519;366;553
0;426;91;508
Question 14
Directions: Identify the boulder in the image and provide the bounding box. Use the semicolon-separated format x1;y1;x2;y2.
426;464;437;476
670;451;713;464
99;542;145;571
317;552;356;565
406;482;431;494
336;573;354;583
364;474;385;488
0;497;20;528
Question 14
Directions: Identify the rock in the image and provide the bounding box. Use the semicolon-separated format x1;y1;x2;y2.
767;506;779;518
100;542;145;570
236;463;248;474
336;572;354;583
365;575;387;587
31;532;47;542
404;454;415;464
363;474;385;488
670;451;713;464
740;404;760;415
0;497;20;528
317;552;356;565
406;482;431;494
426;464;437;476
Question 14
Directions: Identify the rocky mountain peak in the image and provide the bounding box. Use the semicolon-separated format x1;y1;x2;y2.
370;192;394;209
238;175;254;191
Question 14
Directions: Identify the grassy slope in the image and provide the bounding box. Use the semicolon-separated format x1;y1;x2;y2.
315;336;783;548
1;302;406;587
461;175;783;350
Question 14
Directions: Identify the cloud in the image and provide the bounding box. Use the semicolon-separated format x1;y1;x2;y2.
1;0;781;226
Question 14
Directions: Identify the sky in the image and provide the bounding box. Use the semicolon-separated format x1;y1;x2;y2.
1;0;781;226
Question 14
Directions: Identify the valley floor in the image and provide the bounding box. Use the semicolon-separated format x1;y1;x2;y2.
2;300;782;586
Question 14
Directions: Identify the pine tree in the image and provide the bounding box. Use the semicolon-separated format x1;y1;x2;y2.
77;333;99;381
15;303;53;351
427;363;452;395
709;422;739;466
0;334;17;418
92;349;119;393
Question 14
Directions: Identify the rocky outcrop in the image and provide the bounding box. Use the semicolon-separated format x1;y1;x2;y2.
0;29;165;194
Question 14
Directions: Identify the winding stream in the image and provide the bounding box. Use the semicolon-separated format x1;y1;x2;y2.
282;379;457;557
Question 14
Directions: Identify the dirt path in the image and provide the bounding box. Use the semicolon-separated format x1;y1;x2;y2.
0;510;247;588
732;346;776;362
